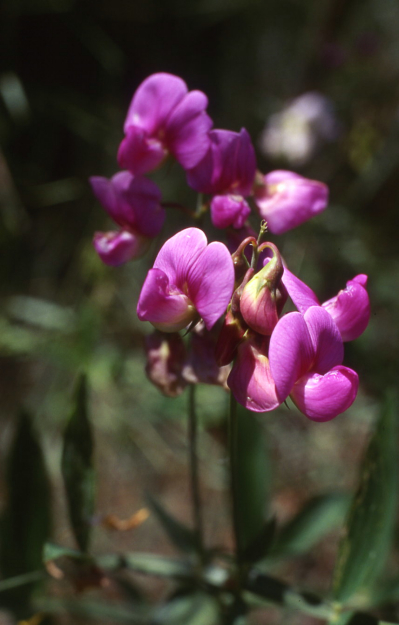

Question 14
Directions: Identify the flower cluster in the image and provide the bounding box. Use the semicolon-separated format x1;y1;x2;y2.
90;72;370;422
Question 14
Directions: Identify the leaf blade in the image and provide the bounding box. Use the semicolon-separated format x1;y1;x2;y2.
61;374;95;552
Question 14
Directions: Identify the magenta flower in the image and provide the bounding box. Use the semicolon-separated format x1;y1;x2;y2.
228;336;280;413
282;268;370;342
93;230;151;266
254;170;328;234
90;171;164;266
118;73;213;175
187;129;256;229
137;228;235;332
269;306;359;421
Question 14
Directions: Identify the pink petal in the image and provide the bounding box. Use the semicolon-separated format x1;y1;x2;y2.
93;230;150;266
281;267;320;313
322;275;370;342
186;129;256;195
210;195;251;229
118;126;167;176
254;170;328;234
303;306;343;373
269;312;314;401
124;73;187;135
137;268;196;332
228;339;280;413
187;241;235;330
291;366;359;422
165;90;213;170
154;228;208;289
91;171;164;236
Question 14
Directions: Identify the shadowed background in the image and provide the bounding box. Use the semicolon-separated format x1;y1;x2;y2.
1;0;399;621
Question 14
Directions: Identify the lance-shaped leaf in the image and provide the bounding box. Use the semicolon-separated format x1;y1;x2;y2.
270;493;350;558
62;375;95;552
235;405;271;560
333;392;399;603
0;411;51;612
146;494;198;554
153;592;220;625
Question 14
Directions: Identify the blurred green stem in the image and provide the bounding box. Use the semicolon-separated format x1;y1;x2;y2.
188;384;205;563
229;392;242;572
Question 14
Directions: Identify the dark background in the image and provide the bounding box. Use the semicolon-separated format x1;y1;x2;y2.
1;0;399;619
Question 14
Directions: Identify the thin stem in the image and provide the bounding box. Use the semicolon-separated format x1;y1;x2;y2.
228;392;242;569
188;384;205;563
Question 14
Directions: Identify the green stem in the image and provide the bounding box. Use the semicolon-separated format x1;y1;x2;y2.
188;384;205;563
228;392;242;569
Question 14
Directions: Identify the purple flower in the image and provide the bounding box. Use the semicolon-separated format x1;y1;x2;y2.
269;307;359;421
145;331;188;397
254;170;328;234
118;73;213;175
187;129;256;229
182;321;230;388
227;335;280;413
282;268;370;342
93;230;151;266
90;171;164;266
137;228;235;332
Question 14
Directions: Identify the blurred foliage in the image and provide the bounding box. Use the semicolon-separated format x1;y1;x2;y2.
1;0;399;623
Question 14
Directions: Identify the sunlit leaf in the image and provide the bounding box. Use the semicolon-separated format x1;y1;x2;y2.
333;393;399;603
61;374;95;552
122;553;191;578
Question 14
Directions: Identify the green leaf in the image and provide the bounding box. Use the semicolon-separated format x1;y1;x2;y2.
121;553;192;578
61;374;95;552
146;493;198;554
333;392;399;603
43;541;87;563
235;405;271;558
153;592;219;625
270;493;350;558
242;517;277;564
328;612;379;625
0;411;51;612
34;596;149;623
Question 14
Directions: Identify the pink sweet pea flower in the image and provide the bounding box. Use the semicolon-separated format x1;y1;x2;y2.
254;170;328;234
118;73;213;175
137;228;235;332
90;171;165;266
227;336;280;413
269;306;359;421
282;268;370;342
187;129;256;229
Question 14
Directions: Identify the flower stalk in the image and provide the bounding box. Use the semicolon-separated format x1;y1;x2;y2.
188;384;205;564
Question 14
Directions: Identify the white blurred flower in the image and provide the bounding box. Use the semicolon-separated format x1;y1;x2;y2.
259;92;339;165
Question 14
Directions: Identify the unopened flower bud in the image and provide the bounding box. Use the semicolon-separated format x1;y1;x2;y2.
145;331;187;397
93;230;151;266
240;242;286;335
